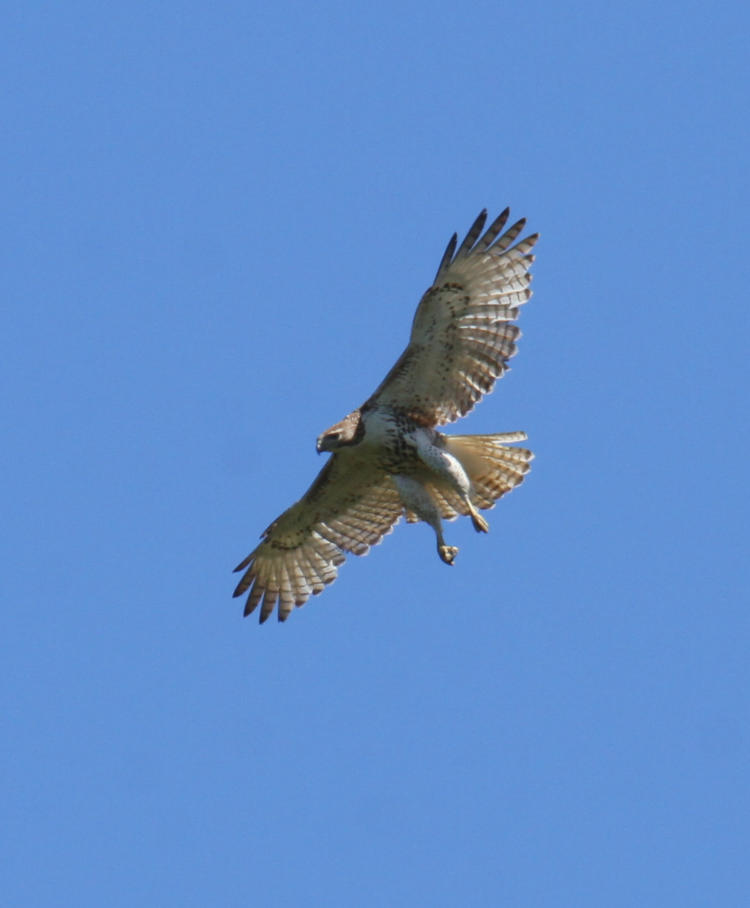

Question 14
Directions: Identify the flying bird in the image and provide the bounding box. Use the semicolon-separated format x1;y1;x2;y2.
234;208;538;622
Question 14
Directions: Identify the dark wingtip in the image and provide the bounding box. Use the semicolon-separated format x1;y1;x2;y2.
233;552;253;573
434;232;458;281
455;210;489;259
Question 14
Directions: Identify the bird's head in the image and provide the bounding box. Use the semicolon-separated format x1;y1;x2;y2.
316;410;364;453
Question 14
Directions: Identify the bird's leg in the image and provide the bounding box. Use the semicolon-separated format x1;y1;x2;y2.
392;474;459;565
437;538;459;566
426;501;459;565
411;430;489;534
467;504;489;534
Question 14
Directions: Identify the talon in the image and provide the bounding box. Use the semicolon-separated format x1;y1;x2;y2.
470;511;489;533
439;544;459;565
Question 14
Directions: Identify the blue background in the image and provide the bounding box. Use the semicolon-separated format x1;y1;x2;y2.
4;1;748;905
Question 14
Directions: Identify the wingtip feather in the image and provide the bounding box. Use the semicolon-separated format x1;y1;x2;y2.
233;553;252;573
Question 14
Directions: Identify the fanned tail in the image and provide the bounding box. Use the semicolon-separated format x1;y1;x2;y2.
404;432;533;523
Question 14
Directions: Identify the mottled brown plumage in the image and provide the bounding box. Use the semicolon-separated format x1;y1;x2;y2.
233;208;538;622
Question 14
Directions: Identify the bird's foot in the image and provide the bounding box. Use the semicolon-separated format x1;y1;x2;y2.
438;544;459;565
468;504;489;533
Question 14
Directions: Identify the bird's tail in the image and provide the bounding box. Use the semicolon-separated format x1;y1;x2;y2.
406;432;533;522
446;432;533;509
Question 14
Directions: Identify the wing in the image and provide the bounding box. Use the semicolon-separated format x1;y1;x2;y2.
232;452;403;622
367;209;538;426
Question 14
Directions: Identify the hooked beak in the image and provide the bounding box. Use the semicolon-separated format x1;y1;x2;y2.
316;432;339;454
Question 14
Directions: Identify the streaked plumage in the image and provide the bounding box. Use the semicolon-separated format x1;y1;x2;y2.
234;208;538;622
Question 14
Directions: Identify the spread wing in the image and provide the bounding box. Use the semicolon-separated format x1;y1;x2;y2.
367;209;538;426
232;452;402;622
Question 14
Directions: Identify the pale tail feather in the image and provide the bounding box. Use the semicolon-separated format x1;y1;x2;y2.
405;432;533;523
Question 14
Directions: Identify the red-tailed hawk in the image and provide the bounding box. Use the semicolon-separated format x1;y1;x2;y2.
234;208;537;622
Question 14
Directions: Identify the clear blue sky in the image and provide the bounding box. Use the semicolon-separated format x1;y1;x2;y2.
3;1;749;905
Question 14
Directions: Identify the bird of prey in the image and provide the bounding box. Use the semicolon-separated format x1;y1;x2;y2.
234;208;537;622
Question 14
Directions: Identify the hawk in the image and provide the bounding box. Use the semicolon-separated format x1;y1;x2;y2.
234;208;538;622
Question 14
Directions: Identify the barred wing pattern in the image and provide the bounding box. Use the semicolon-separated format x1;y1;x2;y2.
368;209;537;426
233;454;402;622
